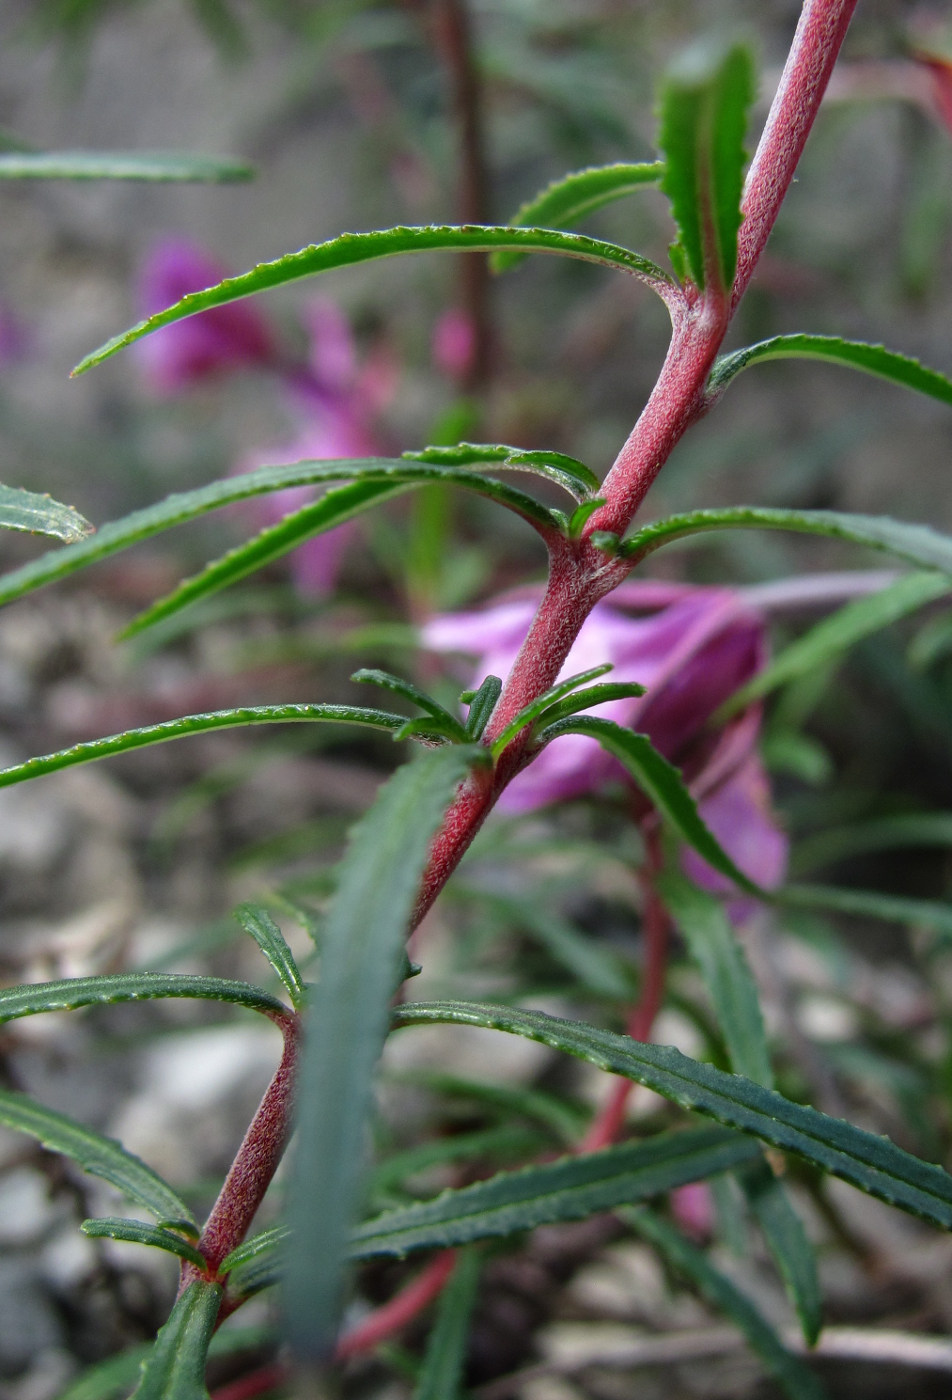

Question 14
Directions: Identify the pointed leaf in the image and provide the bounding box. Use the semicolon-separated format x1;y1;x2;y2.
780;884;952;940
74;225;676;375
233;905;306;1010
531;680;648;729
709;334;952;408
404;442;600;499
414;1250;481;1400
463;675;502;739
737;1159;823;1347
392;1001;952;1230
0;151;252;181
627;1209;827;1400
58;1326;272;1400
492;161;665;271
0;1089;195;1227
351;668;468;734
658;44;754;291
81;1217;207;1269
794;812;952;876
130;1280;222;1400
489;664;614;756
283;746;479;1362
0;971;287;1023
622;505;952;576
0;483;92;543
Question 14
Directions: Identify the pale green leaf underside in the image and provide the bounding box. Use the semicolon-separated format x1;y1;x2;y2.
74;225;675;375
0;483;93;543
492;161;664;271
0;151;252;182
82;1217;207;1269
0;1089;195;1227
622;505;952;576
738;1159;823;1348
233;904;306;1010
392;1001;952;1229
0;971;287;1021
709;334;952;408
0;702;414;790
130;1280;222;1400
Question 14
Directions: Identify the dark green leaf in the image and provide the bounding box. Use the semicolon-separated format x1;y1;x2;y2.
709;334;952;408
793;812;952;876
0;151;253;181
57;1326;272;1400
0;971;287;1022
351;668;468;736
626;1210;827;1400
531;680;648;729
780;884;952;940
74;226;675;375
81;1217;207;1269
737;1159;823;1347
392;1001;952;1229
233;904;306;1010
0;482;92;543
0;1089;195;1227
130;1280;222;1400
492;162;665;271
658;44;754;291
489;664;614;756
463;675;502;739
414;1250;481;1400
283;747;478;1361
403;442;600;499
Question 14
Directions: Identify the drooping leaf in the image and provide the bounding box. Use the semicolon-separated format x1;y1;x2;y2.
656;871;771;1087
626;1209;827;1400
622;505;952;575
780;884;952;940
708;334;952;408
81;1217;207;1269
0;971;287;1022
74;225;676;375
737;1159;823;1347
233;905;306;1010
536;716;761;895
130;1280;222;1400
414;1250;481;1400
0;1089;195;1227
0;151;252;181
658;43;754;292
392;1001;952;1229
492;161;665;271
283;746;479;1362
403;442;600;499
0;482;92;543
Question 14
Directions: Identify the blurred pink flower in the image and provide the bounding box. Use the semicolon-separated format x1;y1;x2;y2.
423;581;787;892
432;307;477;381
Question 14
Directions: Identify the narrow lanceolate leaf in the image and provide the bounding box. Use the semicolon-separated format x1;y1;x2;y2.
531;680;649;730
722;572;951;716
414;1250;482;1400
793;812;952;876
656;872;771;1087
626;1210;827;1400
0;1089;195;1228
463;675;503;740
0;703;413;790
536;716;761;896
0;151;252;182
233;905;306;1010
0;483;92;543
227;1128;762;1296
351;668;469;737
622;505;952;576
708;334;952;408
130;1280;222;1400
74;226;676;375
780;884;952;941
58;1326;273;1400
737;1159;823;1347
391;1002;952;1230
0;971;286;1023
0;457;561;613
81;1217;207;1269
284;746;479;1363
403;442;600;499
491;161;665;272
658;43;754;291
489;664;614;756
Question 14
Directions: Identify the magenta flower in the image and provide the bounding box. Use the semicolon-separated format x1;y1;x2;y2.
423;581;787;891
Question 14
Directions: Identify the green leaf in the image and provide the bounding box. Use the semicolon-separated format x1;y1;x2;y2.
658;44;754;291
489;664;614;756
530;680;648;730
0;483;92;543
709;334;952;408
779;884;952;940
626;1210;827;1400
391;1001;952;1229
283;746;479;1361
793;812;952;875
0;1089;195;1228
233;905;306;1010
0;151;253;181
463;675;502;739
737;1159;823;1347
227;1127;761;1296
74;225;676;375
351;668;469;737
0;971;287;1023
491;161;665;271
403;442;600;499
414;1250;481;1400
81;1217;207;1269
57;1326;273;1400
656;871;771;1087
130;1280;222;1400
0;702;414;790
536;716;761;895
622;505;952;575
722;572;952;715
